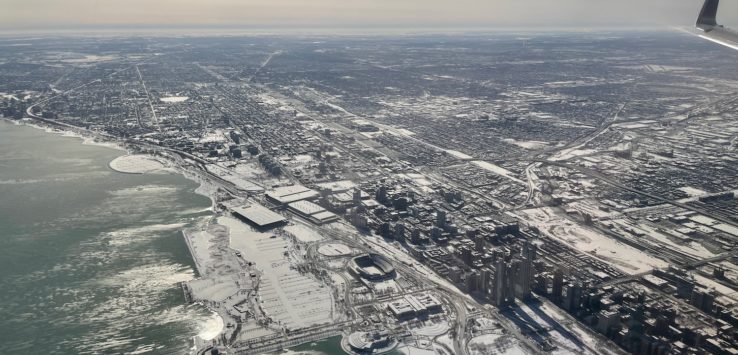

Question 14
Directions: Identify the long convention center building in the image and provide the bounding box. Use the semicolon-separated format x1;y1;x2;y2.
266;185;320;205
287;200;339;225
231;204;287;229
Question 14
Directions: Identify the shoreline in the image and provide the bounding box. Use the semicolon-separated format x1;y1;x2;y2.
2;118;221;213
5;117;128;152
4;116;346;354
2;117;218;208
2;116;225;352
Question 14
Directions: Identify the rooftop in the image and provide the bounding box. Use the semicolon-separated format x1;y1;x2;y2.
266;185;319;205
231;204;287;227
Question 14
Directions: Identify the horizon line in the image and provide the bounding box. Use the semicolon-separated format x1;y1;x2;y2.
0;25;690;38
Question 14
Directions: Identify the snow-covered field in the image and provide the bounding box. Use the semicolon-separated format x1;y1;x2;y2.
318;243;353;257
517;207;669;274
446;149;473;160
502;138;550;150
0;92;20;101
472;161;526;185
224;217;335;330
109;154;170;174
160;96;189;103
610;218;716;260
410;320;450;337
285;223;325;243
467;334;527;355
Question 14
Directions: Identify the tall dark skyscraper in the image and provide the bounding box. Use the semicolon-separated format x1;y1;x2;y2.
515;241;536;300
493;258;515;307
552;268;565;303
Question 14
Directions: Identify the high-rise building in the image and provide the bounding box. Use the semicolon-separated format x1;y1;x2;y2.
597;310;620;335
514;241;536;300
448;266;462;284
466;270;480;293
565;282;583;313
534;274;548;295
376;185;388;203
410;228;422;244
394;223;406;242
493;259;515;307
349;206;368;230
473;234;485;252
436;209;447;228
552;268;564;303
480;267;494;297
459;246;473;265
378;222;391;238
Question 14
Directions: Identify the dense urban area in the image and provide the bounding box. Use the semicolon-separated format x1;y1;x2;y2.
2;32;738;355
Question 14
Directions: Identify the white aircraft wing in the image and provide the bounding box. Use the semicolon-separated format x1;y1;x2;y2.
697;0;738;50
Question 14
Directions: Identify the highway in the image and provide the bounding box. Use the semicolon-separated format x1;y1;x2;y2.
135;65;160;129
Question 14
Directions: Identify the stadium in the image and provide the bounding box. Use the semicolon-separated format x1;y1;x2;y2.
348;254;396;281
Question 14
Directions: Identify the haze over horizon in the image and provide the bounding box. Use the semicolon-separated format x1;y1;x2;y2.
2;0;737;33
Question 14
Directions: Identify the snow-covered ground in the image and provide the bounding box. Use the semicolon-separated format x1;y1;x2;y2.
0;92;20;101
109;154;171;174
398;173;434;187
502;138;550;150
467;333;527;355
199;130;227;144
58;54;117;63
410;320;450;337
317;243;353;257
223;217;335;330
535;302;621;355
396;345;437;355
205;164;264;193
691;273;738;303
160;96;189;103
508;302;619;355
678;186;708;197
472;161;526;185
285;223;325;243
446;149;473;160
550;148;599;161
517;207;669;274
611;219;716;260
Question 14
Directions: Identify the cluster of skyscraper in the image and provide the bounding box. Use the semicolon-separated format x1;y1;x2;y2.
476;241;537;307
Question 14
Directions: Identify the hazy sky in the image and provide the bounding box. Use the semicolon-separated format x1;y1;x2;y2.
1;0;736;31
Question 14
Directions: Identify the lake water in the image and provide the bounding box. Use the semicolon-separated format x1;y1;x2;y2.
0;120;218;354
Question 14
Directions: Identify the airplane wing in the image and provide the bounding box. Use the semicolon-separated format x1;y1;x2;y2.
697;0;738;50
